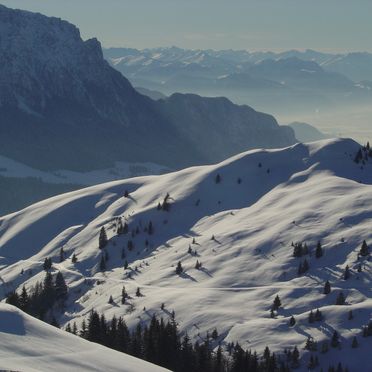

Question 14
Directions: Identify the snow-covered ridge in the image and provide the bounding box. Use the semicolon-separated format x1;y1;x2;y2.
0;138;372;370
0;303;169;372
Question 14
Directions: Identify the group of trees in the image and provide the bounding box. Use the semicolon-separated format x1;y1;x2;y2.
68;310;294;372
6;271;68;321
292;241;323;258
354;143;372;164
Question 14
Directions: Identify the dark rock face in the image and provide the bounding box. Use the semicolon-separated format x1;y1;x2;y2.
0;4;296;171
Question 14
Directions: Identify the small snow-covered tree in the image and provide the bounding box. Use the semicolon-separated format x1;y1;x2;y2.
315;241;323;258
323;280;331;294
176;261;183;275
360;240;369;256
272;295;281;311
99;226;108;249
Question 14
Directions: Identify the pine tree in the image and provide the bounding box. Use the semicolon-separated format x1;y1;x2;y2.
308;310;314;323
71;253;78;263
351;336;358;348
354;148;363;163
336;291;346;305
117;218;123;234
59;247;65;262
175;261;183;275
211;329;218;340
136;287;141;297
297;262;303;276
360;240;369;256
43;257;52;271
348;310;353;320
331;330;340;348
308;355;316;370
323;280;331;294
272;295;282;311
124;260;128;270
314;308;322;321
321;340;329;354
108;295;114;304
343;265;350;280
305;336;317;351
55;271;68;299
148;221;153;235
291;346;300;368
293;242;303;257
72;322;77;335
121;286;128;304
289;315;296;326
19;285;29;311
315;241;323;258
99;226;108;249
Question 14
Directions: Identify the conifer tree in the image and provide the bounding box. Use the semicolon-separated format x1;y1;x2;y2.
308;310;314;323
59;247;65;262
148;221;153;235
136;287;141;297
175;261;183;275
99;226;108;249
348;310;353;320
343;265;350;280
315;241;323;258
71;253;78;263
272;295;281;311
314;308;322;321
331;330;340;348
336;291;346;305
55;271;68;299
43;257;52;271
360;240;369;256
72;322;77;335
289;315;296;326
291;346;300;368
19;285;29;311
121;286;128;304
351;336;358;348
323;280;331;294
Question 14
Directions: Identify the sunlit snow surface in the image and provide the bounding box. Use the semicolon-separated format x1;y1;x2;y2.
0;138;371;370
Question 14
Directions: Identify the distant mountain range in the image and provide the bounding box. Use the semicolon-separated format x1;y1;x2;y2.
104;47;372;115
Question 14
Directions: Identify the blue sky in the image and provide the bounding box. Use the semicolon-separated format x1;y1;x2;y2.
1;0;371;52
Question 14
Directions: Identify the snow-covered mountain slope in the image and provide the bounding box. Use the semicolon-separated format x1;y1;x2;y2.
0;138;372;370
0;303;169;372
0;155;170;187
0;155;171;216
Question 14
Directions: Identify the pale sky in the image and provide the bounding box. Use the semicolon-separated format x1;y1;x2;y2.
1;0;372;52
